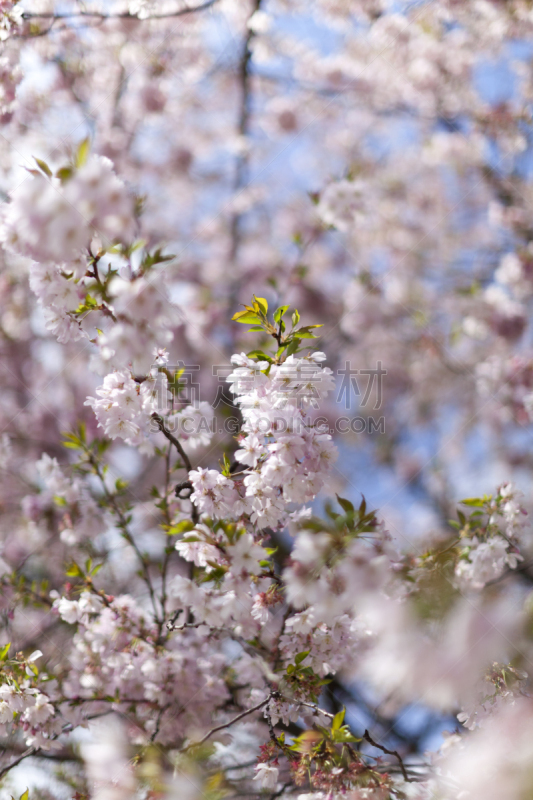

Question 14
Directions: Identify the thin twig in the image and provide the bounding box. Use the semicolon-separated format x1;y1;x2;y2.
151;414;193;473
278;695;334;719
22;0;218;22
363;729;411;783
0;745;37;779
150;704;170;743
157;444;174;642
87;450;160;623
151;414;199;524
0;711;112;779
228;0;262;262
182;695;271;751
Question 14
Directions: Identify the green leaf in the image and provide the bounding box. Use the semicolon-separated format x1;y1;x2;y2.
141;247;175;269
232;310;262;325
293;324;323;339
66;562;83;578
0;642;10;661
333;730;360;743
274;305;290;324
75;136;91;168
246;350;273;363
460;498;484;507
62;440;81;449
221;452;232;477
331;709;345;731
167;519;196;536
253;296;268;315
20;790;29;800
336;495;354;514
285;339;300;357
56;166;73;182
34;158;52;178
292;309;300;327
293;331;318;339
295;650;310;665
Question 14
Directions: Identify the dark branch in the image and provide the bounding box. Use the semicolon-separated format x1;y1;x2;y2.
228;0;262;261
151;413;193;473
363;729;411;783
182;695;271;751
22;0;218;22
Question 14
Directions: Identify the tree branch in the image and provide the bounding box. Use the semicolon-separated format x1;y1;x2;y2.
151;414;199;524
228;0;262;262
363;729;411;783
182;695;271;751
151;413;193;473
22;0;218;22
86;449;161;623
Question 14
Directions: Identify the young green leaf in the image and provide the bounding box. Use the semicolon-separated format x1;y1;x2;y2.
246;350;273;362
232;310;262;325
34;158;52;178
56;166;73;182
274;305;290;324
75;136;91;168
336;495;355;514
295;650;310;665
293;330;318;339
253;296;268;315
331;709;345;731
167;519;196;536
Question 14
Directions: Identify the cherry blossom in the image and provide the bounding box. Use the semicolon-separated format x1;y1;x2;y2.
3;1;533;797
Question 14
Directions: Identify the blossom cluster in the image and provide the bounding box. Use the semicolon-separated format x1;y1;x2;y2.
85;369;163;451
85;367;214;454
5;0;533;795
0;0;21;41
52;591;230;746
189;351;337;529
1;155;135;264
454;484;528;590
0;650;60;751
0;155;137;346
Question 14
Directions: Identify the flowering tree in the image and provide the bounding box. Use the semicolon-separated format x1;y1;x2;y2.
3;0;533;798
